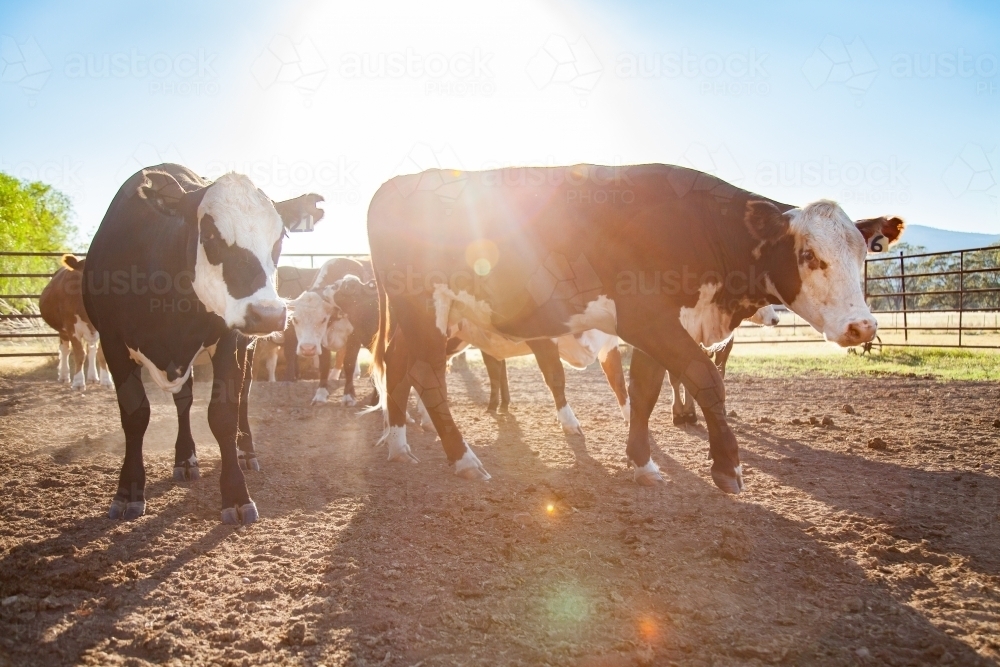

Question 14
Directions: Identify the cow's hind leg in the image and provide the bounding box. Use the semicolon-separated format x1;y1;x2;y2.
85;340;100;383
668;372;697;425
341;334;362;406
526;338;582;435
382;327;419;463
237;338;261;473
626;349;667;486
103;335;150;519
599;342;629;425
209;331;257;525
171;376;200;481
482;352;504;413
97;343;113;387
391;308;489;480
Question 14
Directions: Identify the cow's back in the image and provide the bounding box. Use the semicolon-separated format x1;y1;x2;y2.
276;266;320;300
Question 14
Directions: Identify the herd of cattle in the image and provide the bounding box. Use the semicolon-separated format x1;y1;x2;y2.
37;162;904;525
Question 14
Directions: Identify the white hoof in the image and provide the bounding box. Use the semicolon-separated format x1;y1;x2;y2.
557;405;583;436
71;372;86;391
342;394;357;407
386;425;420;464
619;398;631;425
419;419;436;434
99;370;114;388
310;387;329;405
455;446;491;481
631;459;665;486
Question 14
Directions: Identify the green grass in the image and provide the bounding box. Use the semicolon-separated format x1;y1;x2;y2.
727;347;1000;381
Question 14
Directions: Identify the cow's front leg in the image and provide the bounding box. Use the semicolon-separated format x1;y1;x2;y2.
283;327;299;381
625;349;666;486
104;337;150;519
209;331;257;525
340;334;362;406
311;346;331;404
526;338;582;435
237;338;260;472
70;336;86;390
57;338;71;382
85;340;100;383
171;377;200;481
621;313;742;494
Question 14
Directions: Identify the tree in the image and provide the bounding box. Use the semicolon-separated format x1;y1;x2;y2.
0;172;77;314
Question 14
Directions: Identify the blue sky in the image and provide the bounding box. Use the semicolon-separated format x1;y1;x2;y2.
1;0;997;253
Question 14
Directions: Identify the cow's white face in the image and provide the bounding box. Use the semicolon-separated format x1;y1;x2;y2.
773;201;876;347
287;291;336;356
192;174;286;333
749;304;780;326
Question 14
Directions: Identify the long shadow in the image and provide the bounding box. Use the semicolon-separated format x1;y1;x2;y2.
741;425;1000;579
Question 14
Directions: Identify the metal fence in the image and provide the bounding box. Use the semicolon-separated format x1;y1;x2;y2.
4;247;1000;359
0;252;369;359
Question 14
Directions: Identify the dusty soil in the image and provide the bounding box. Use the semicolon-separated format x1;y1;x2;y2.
1;355;999;666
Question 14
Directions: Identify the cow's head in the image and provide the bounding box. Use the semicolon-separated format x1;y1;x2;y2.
748;304;780;327
136;169;324;334
326;274;378;327
746;200;904;347
286;291;343;356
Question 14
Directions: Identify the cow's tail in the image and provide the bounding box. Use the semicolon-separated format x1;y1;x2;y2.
363;264;390;443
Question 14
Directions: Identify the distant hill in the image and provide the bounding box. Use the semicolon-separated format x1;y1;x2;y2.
900;225;1000;253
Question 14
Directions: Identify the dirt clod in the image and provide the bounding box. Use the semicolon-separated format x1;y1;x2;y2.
867;437;888;450
843;404;856;414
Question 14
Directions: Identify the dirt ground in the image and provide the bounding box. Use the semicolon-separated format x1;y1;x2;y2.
1;353;999;667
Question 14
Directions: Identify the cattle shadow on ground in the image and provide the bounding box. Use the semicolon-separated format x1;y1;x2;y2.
742;426;1000;580
644;445;991;665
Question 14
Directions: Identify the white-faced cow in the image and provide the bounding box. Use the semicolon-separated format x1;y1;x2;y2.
286;257;372;405
366;163;903;491
83;163;323;524
668;304;779;425
39;255;113;390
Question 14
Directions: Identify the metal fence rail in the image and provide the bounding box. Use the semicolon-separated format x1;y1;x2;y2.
0;251;368;358
4;246;1000;359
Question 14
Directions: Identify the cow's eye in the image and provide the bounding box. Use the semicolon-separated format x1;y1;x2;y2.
801;249;815;262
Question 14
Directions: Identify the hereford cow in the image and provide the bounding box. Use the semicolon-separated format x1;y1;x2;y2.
328;275;628;435
39;255;112;390
83;163;323;524
285;257;372;405
366;163;903;492
669;304;779;425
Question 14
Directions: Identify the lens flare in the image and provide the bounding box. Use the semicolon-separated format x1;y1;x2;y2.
546;503;555;514
638;615;660;642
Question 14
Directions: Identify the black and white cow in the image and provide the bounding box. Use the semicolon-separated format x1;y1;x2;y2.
83;163;323;524
365;163;904;491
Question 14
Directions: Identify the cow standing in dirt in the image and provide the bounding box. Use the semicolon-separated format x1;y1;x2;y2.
83;163;323;524
365;163;903;491
39;255;112;390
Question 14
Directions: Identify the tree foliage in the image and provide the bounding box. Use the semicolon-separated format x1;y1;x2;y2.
0;172;77;314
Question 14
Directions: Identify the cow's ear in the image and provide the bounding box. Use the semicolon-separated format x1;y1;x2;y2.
61;254;84;271
136;170;206;219
744;200;790;242
273;193;325;229
856;216;905;254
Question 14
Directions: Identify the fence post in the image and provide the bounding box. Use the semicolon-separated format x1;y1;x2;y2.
959;251;964;347
899;251;908;342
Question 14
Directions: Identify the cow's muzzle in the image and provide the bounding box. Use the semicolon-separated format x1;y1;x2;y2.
241;304;287;335
836;317;877;347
